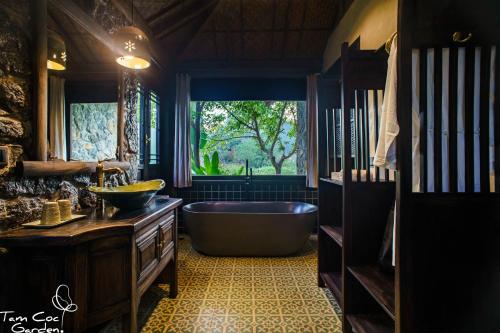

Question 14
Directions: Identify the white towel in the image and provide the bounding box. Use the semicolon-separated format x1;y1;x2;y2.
411;50;421;192
374;37;399;169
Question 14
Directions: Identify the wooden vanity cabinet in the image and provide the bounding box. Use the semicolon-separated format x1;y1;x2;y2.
0;196;182;333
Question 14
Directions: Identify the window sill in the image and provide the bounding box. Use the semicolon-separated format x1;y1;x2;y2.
192;175;306;182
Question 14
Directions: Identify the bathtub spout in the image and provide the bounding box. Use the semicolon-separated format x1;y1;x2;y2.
244;161;253;200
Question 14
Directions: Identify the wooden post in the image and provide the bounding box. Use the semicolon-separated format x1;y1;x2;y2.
117;70;125;161
34;0;48;161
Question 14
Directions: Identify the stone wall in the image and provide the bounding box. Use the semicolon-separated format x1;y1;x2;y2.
70;102;118;161
0;1;139;231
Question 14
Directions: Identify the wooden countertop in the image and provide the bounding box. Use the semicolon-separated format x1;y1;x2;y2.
0;196;182;247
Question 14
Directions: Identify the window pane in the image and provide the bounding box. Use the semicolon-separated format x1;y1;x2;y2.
149;91;160;165
136;84;145;165
190;100;307;176
70;103;117;161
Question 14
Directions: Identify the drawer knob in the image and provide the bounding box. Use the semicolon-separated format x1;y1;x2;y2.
0;247;8;255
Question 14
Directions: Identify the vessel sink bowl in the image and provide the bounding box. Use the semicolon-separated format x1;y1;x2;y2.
89;179;165;210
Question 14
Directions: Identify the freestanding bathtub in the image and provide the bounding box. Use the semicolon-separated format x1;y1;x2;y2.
183;201;317;256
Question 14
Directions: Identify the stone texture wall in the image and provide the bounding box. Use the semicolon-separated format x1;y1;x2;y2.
0;1;139;231
70;102;118;161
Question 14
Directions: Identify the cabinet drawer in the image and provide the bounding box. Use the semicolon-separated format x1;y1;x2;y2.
159;213;175;258
136;228;159;283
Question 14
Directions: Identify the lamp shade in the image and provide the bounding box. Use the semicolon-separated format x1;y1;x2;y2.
114;26;151;70
47;30;66;71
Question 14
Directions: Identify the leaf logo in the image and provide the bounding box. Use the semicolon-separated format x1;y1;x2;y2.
51;285;78;328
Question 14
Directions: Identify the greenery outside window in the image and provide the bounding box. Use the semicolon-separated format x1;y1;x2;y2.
190;100;307;176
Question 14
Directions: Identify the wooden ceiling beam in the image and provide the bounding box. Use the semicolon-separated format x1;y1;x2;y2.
296;0;308;56
280;0;291;59
155;0;219;39
206;27;333;33
177;58;323;77
270;0;276;56
176;0;221;61
108;0;163;67
48;0;163;69
145;0;183;24
48;0;122;54
47;8;87;64
239;0;244;60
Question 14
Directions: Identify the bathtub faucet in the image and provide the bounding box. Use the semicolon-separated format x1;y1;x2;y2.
244;160;253;200
245;160;253;185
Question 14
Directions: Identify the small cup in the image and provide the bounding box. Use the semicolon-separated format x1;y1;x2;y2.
57;199;72;221
41;202;61;225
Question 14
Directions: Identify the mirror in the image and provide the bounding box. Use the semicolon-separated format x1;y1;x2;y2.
46;9;124;163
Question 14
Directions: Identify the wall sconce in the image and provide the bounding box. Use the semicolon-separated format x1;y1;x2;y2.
47;30;67;71
114;26;151;70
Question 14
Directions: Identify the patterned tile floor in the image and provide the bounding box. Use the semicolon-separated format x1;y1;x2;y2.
102;235;342;333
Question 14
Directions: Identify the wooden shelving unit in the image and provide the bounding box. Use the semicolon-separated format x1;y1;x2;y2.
320;225;343;247
346;314;394;333
317;3;500;332
318;178;344;301
348;265;395;320
317;43;396;333
320;271;342;301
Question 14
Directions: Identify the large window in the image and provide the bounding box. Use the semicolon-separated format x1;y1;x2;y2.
136;84;160;166
190;100;307;176
70;102;117;161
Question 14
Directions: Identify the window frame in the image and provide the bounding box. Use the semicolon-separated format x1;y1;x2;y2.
136;83;161;169
189;99;307;177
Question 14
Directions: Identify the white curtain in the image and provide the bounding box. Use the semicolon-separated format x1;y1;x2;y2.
173;73;192;188
49;76;66;160
306;74;319;188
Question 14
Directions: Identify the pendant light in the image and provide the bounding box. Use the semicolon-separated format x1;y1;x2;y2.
114;0;151;70
47;30;67;71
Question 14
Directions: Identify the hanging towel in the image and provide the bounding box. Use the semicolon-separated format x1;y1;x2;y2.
412;50;422;192
374;37;399;169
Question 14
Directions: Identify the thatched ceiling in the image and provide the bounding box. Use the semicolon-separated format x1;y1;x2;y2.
47;0;353;75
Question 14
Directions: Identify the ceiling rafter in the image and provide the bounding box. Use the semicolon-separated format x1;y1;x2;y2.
209;27;333;33
270;0;276;57
239;0;244;60
176;0;222;61
280;0;291;59
155;0;219;40
296;0;309;57
48;0;122;55
48;8;88;64
212;10;218;58
176;0;350;68
145;0;183;24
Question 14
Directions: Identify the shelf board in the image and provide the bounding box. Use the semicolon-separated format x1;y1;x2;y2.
320;272;342;302
320;177;344;186
320;225;343;247
348;265;395;320
346;314;394;333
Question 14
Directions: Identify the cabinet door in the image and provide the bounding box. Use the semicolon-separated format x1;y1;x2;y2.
136;227;159;283
159;212;175;258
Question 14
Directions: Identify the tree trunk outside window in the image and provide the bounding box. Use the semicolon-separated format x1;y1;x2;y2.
193;101;203;168
296;101;307;174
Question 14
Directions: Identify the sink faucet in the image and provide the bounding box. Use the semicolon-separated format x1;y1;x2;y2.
96;159;124;188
